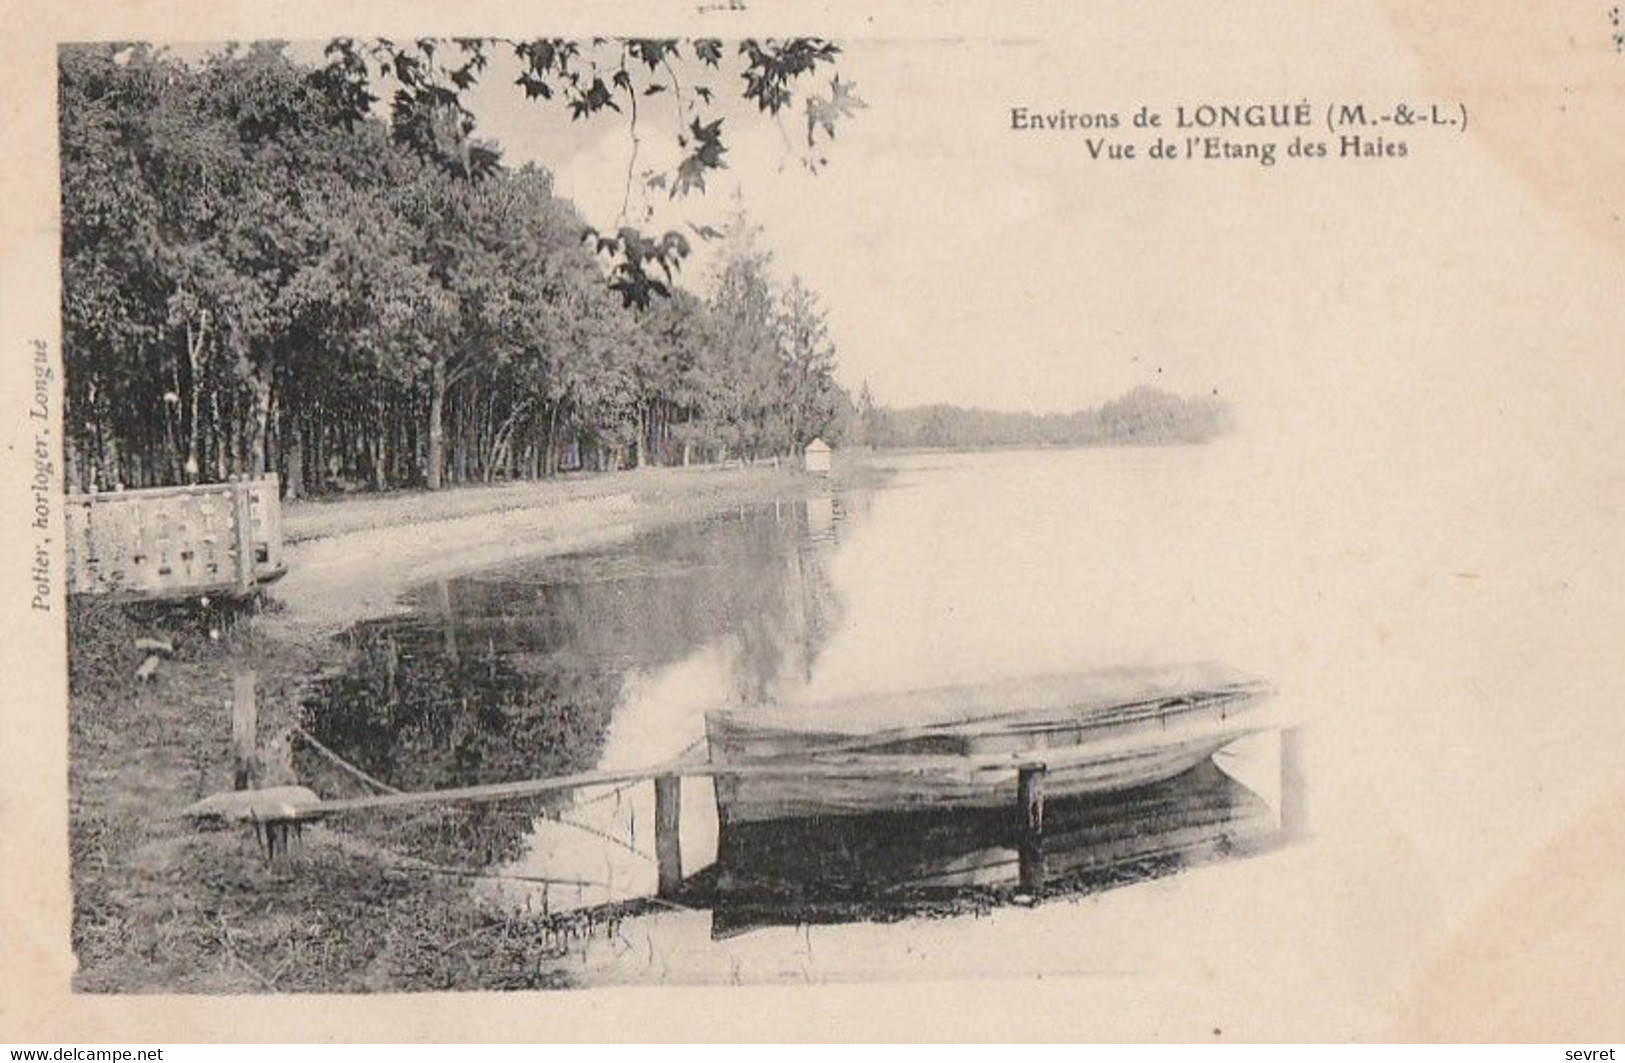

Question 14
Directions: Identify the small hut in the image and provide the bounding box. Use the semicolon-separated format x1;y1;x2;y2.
803;437;833;476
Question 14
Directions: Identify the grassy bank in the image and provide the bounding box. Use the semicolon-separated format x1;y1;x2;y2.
68;461;861;992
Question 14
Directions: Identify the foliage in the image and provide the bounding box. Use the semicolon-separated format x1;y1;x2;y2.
316;37;861;308
59;41;854;495
867;386;1235;450
66;595;141;699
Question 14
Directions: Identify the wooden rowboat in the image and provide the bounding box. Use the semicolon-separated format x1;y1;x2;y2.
706;663;1274;825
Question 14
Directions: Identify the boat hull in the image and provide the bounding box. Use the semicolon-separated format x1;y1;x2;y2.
706;668;1273;825
709;729;1256;824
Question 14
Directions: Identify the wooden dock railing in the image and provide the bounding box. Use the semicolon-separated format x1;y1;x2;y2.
65;475;286;600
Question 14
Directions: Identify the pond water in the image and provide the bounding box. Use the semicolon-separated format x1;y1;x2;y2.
305;445;1304;985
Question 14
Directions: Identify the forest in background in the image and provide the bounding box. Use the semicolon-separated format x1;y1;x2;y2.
59;40;1231;499
859;386;1234;450
59;41;854;496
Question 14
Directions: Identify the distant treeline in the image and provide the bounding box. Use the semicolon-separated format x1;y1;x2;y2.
857;386;1233;450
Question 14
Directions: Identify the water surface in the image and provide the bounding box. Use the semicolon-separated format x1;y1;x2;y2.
305;447;1296;983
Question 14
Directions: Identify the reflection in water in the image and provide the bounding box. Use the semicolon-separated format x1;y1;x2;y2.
302;493;853;875
694;758;1282;938
301;455;1303;974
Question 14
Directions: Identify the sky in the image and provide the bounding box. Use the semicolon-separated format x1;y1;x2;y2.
23;11;1625;1030
184;15;1624;424
339;38;1254;414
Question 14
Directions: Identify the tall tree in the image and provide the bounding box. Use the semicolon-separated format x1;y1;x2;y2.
315;37;864;310
706;210;782;460
775;275;842;452
57;40;860;494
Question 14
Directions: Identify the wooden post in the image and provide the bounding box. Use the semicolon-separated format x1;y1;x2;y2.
1280;726;1307;839
231;478;254;594
264;820;300;869
231;669;258;791
654;774;682;899
1016;764;1046;895
437;578;459;662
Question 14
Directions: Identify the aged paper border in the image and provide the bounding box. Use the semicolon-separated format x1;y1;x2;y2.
3;0;1623;1042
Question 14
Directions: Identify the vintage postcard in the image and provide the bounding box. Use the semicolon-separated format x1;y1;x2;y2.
1;0;1622;1043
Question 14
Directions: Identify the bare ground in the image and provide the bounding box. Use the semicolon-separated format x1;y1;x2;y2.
271;464;822;635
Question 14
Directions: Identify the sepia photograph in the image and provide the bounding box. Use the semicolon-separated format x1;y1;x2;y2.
3;0;1624;1044
56;32;1299;994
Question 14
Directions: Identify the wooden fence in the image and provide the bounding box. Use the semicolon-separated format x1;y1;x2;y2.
65;475;286;600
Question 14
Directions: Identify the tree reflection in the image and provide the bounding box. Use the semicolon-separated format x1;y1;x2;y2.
301;494;854;866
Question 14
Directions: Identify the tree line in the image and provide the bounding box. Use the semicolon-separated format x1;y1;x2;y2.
58;41;854;497
856;385;1234;450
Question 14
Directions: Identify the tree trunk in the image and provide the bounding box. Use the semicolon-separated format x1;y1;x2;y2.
263;385;279;483
186;314;206;484
373;420;388;492
543;404;560;477
451;388;470;484
311;402;326;494
426;356;446;491
64;431;82;493
284;414;304;499
210;385;226;481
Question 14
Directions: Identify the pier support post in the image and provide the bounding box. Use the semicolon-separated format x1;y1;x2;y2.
436;578;459;662
231;669;258;791
655;774;683;900
1280;726;1307;839
231;668;297;868
262;820;301;869
1016;764;1046;896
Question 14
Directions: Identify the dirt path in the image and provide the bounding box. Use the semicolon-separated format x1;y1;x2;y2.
279;464;742;543
267;464;813;636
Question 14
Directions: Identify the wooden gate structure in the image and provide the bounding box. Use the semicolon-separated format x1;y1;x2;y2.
65;475;286;600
